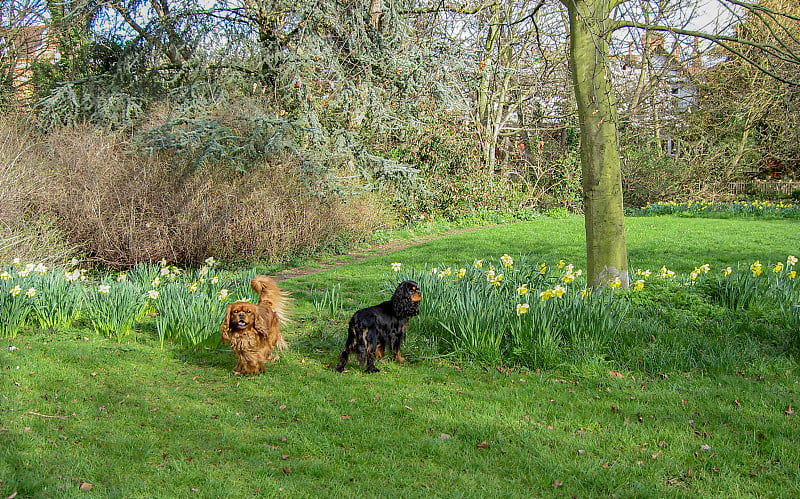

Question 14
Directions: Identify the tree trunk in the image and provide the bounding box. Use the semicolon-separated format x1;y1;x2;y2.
563;0;629;288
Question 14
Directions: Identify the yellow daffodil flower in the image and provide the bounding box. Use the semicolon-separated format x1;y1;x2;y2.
516;303;530;316
391;262;402;272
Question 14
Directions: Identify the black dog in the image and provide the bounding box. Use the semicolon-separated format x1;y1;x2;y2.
334;280;422;373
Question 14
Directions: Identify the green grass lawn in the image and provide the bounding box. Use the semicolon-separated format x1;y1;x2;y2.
2;215;799;497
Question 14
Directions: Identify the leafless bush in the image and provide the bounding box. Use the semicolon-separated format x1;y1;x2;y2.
36;125;390;267
0;115;74;264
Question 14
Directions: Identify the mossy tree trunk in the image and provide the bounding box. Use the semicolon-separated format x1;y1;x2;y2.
562;0;629;288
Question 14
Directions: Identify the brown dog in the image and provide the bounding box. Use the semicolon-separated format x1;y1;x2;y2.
220;275;291;375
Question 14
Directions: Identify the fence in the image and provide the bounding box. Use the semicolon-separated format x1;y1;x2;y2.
724;180;800;197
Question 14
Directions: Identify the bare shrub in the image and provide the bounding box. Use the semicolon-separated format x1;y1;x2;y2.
0;115;74;264
177;165;390;265
38;126;390;267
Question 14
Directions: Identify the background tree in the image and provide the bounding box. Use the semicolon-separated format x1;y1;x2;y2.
560;0;800;287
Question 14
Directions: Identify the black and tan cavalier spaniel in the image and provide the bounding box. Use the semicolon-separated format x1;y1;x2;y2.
334;280;422;373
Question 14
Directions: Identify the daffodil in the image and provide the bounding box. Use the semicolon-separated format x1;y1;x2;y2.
609;277;622;289
217;289;229;300
789;270;797;279
517;284;529;296
199;266;210;277
722;266;732;276
210;276;220;285
553;285;566;297
159;258;167;267
500;253;514;269
633;279;645;291
160;267;170;276
34;263;48;274
9;285;21;296
98;284;111;294
540;289;554;301
635;269;652;278
391;262;402;272
188;283;199;293
516;303;530;315
580;288;591;299
557;259;566;269
455;268;467;279
773;262;784;273
205;256;217;267
147;290;159;300
657;266;676;279
151;277;161;287
788;255;798;266
750;260;763;276
117;273;128;282
473;259;484;269
25;287;36;298
0;271;10;280
538;263;547;275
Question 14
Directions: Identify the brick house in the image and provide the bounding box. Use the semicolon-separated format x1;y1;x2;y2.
0;25;60;101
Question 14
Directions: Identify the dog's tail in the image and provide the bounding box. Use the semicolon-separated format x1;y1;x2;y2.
250;275;293;325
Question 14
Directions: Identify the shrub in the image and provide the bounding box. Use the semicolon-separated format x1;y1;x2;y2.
34;125;390;267
0;115;73;265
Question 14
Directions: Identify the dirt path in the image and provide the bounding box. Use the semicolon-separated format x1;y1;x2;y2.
270;225;491;281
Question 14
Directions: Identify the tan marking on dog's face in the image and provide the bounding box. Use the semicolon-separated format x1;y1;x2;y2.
409;284;422;303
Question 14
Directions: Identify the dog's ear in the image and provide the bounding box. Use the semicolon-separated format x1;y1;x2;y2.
220;303;234;342
392;281;421;317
